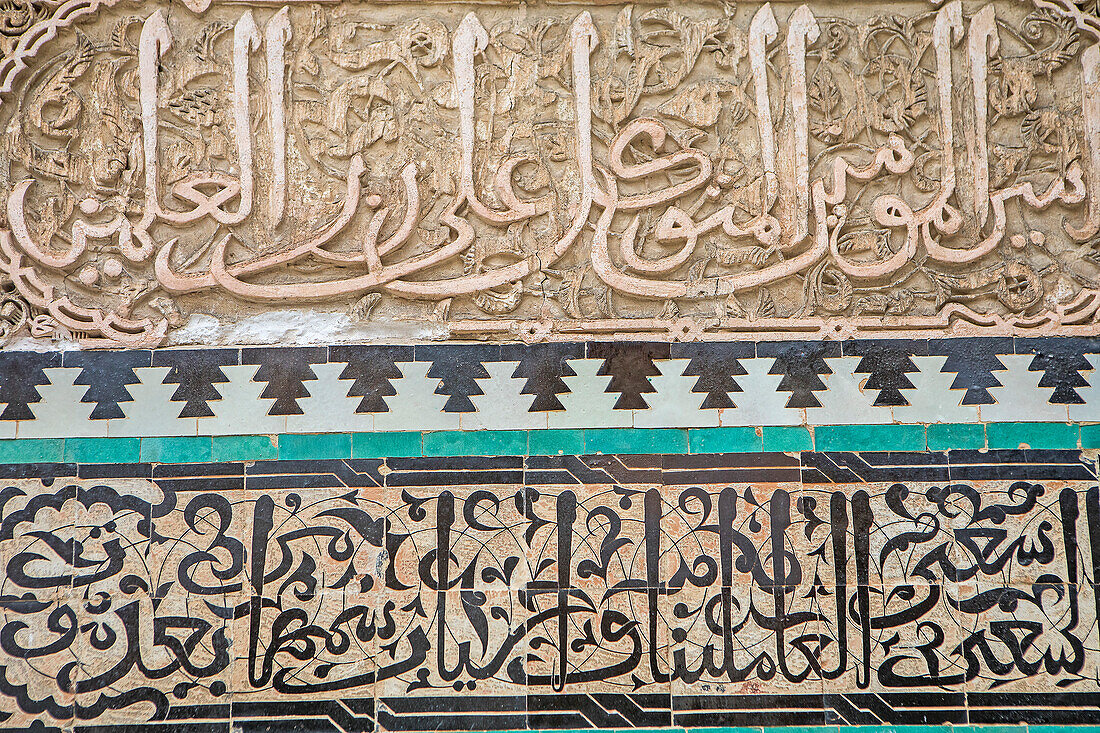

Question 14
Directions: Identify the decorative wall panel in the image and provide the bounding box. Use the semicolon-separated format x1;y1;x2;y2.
1;451;1100;732
1;0;1099;730
1;0;1100;345
0;338;1098;438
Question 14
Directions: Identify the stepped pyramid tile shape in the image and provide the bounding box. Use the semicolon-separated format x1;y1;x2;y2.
502;342;585;412
418;345;498;413
0;351;60;422
202;364;286;436
981;354;1069;423
928;337;1012;405
330;345;413;413
589;342;670;410
65;350;150;420
672;342;753;409
548;359;631;429
1017;337;1100;404
758;341;840;409
718;357;801;427
892;356;980;424
1069;354;1100;422
243;347;325;416
633;359;719;428
845;339;924;406
287;363;374;433
463;361;546;430
806;357;892;425
19;367;105;438
374;361;459;431
153;348;238;418
110;367;197;437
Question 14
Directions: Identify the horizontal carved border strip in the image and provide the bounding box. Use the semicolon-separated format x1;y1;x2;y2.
3;0;1100;345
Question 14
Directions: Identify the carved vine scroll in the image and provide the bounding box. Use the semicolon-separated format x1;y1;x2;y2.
2;0;1100;344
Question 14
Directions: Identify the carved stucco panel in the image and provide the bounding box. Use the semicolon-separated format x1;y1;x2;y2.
0;0;1098;345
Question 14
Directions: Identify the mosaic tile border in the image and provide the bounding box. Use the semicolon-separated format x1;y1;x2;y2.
0;422;1094;466
1;451;1099;731
0;338;1099;439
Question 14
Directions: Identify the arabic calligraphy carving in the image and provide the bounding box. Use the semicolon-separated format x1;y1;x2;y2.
3;0;1100;345
1;454;1099;728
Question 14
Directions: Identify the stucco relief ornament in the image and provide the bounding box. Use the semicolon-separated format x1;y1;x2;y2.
0;0;1100;345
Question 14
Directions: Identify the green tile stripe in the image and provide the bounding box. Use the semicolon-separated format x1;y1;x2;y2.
815;424;926;452
412;728;1045;733
265;728;1100;733
456;728;1072;733
0;423;1087;464
329;727;1072;733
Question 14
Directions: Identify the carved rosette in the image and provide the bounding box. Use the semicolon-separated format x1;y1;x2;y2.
0;0;1099;345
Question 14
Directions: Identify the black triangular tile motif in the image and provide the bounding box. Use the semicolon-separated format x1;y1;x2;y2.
672;342;753;409
153;348;239;418
845;339;925;407
929;337;1012;406
64;350;150;420
243;347;327;416
502;343;585;412
330;345;414;413
588;342;671;410
757;341;839;408
0;351;61;421
417;345;499;413
1017;337;1100;405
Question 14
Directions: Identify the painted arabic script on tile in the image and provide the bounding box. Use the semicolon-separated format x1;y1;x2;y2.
2;0;1100;345
1;460;1098;727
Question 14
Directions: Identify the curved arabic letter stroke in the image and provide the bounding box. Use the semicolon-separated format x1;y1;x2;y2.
750;4;779;210
134;10;172;259
1067;44;1100;241
7;180;86;269
266;8;292;228
786;5;819;247
607;118;714;210
621;210;698;275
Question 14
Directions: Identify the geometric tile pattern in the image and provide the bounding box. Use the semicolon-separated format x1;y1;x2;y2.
2;337;1099;437
1;450;1099;731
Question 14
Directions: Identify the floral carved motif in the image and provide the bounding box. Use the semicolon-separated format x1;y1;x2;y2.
1;0;1100;344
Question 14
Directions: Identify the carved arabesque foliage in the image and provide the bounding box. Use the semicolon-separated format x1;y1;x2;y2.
1;0;1100;345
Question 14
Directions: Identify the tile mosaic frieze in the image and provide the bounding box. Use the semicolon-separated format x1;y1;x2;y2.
0;452;1098;730
0;338;1098;438
0;0;1100;345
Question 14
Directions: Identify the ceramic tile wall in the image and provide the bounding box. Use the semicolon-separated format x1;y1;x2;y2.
0;338;1097;439
4;338;1100;733
0;451;1098;732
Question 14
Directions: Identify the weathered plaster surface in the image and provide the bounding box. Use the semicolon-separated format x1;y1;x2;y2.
1;0;1099;347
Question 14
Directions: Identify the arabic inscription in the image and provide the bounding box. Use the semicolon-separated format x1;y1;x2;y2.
2;0;1100;344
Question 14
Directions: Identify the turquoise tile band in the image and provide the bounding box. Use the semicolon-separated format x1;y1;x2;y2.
0;422;1088;464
